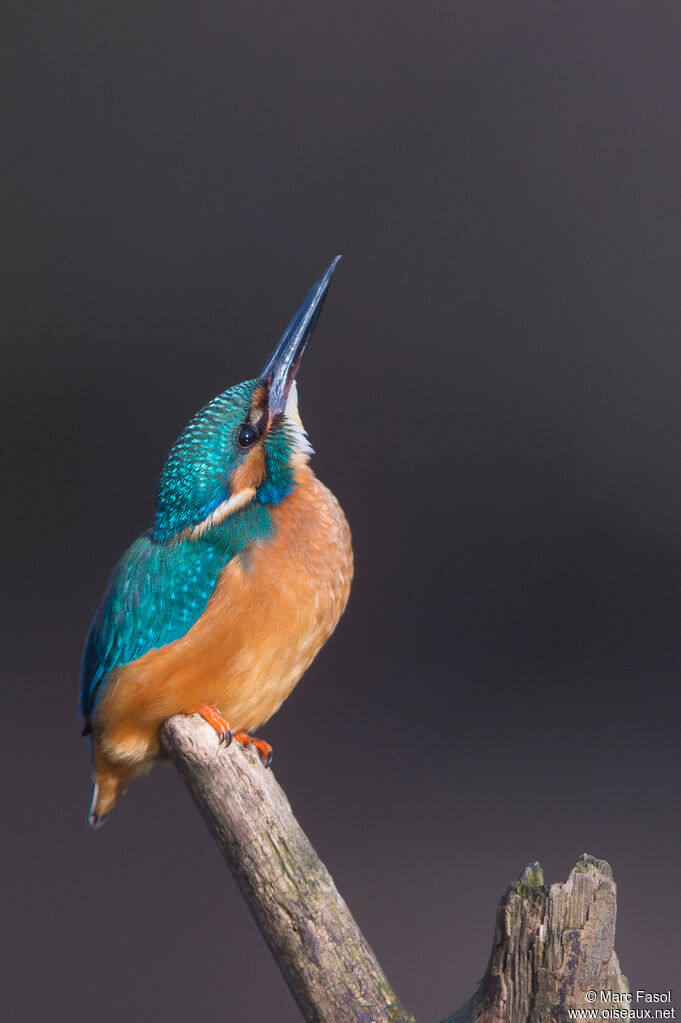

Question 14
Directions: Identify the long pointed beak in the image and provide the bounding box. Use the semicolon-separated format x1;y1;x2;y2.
261;255;341;418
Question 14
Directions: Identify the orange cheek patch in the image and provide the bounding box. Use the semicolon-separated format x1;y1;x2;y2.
231;445;266;494
249;383;267;412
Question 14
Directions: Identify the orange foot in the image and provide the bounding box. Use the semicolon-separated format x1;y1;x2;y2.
189;704;233;746
233;731;273;768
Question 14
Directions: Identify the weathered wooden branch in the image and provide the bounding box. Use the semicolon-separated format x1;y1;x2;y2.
161;714;415;1023
162;714;630;1023
443;857;629;1023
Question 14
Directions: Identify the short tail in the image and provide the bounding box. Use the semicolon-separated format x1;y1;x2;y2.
86;779;106;829
85;755;147;828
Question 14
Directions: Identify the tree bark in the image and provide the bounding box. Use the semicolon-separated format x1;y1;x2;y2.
442;857;629;1023
161;714;415;1023
162;713;630;1023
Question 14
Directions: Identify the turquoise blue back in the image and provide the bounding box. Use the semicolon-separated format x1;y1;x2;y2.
80;374;300;731
79;498;273;729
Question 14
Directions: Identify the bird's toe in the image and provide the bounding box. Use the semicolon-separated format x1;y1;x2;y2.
189;704;233;746
234;731;273;767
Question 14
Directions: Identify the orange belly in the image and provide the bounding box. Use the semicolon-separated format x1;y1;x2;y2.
94;468;352;788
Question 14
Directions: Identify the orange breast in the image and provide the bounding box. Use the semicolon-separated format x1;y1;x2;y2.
96;467;352;765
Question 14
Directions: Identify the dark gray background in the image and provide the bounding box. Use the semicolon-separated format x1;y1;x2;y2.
4;2;680;1020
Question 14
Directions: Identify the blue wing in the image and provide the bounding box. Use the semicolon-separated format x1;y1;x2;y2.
79;530;231;730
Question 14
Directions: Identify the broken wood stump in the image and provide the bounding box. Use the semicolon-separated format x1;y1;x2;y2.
162;713;630;1023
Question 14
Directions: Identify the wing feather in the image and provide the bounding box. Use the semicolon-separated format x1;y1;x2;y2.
79;531;229;728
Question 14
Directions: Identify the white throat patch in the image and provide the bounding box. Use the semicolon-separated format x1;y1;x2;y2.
285;381;314;459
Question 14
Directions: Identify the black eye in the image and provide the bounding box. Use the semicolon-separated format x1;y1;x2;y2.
237;423;259;449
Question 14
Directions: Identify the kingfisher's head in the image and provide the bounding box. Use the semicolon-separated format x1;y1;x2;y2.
153;257;340;543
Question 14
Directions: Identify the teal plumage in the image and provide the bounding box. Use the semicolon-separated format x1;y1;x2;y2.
79;257;351;826
79;502;274;730
154;381;256;542
80;377;292;730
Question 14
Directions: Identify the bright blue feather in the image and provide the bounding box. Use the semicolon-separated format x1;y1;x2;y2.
79;503;273;728
153;380;258;541
80;372;300;731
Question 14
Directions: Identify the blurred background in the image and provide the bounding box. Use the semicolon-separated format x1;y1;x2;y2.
4;2;681;1020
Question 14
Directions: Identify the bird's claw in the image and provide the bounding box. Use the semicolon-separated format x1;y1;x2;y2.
188;704;233;748
234;731;273;768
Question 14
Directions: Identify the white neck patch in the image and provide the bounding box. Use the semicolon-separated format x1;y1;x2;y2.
284;381;314;459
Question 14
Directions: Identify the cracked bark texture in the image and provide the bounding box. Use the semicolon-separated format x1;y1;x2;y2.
442;857;629;1023
163;714;630;1023
161;714;414;1023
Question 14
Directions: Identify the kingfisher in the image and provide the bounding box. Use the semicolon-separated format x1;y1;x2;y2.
79;257;352;827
